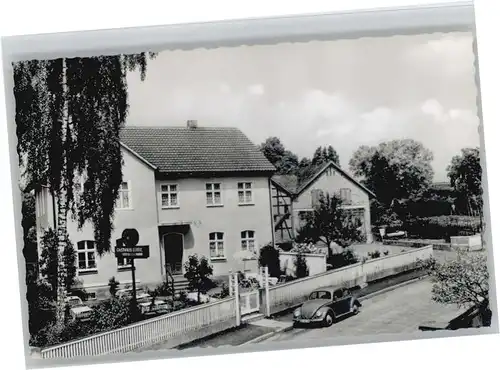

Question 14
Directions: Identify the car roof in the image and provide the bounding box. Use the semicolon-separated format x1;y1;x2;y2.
312;286;345;292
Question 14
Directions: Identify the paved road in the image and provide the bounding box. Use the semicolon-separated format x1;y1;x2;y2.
261;279;464;343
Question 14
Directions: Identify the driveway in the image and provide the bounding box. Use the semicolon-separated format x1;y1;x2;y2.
261;279;464;343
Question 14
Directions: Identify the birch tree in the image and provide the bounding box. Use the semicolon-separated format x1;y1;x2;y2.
13;53;155;323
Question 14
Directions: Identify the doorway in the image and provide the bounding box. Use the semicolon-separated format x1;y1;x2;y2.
163;233;184;275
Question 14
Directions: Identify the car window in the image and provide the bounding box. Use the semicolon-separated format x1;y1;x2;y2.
333;289;343;299
309;291;332;300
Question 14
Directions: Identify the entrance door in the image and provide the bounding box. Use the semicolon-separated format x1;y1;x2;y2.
163;233;184;275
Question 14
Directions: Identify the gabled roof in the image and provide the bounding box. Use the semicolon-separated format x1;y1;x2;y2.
120;126;276;174
271;160;376;199
271;174;299;194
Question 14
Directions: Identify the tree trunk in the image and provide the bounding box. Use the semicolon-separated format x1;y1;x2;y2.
55;191;68;324
55;57;69;325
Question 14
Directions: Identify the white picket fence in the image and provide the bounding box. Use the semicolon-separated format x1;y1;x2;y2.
37;245;433;359
264;245;433;315
40;297;237;359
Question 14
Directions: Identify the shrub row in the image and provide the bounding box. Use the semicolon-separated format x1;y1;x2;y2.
404;216;481;242
30;290;203;348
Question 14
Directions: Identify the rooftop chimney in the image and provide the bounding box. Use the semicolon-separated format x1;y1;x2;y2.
186;120;198;129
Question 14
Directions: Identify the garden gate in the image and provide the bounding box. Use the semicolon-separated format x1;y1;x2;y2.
229;266;270;321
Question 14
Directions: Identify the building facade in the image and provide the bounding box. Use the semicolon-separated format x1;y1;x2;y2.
271;161;376;247
35;122;276;299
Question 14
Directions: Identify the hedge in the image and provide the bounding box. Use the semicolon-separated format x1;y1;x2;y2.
404;216;481;242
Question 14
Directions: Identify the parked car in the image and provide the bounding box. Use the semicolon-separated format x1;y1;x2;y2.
293;287;362;327
65;296;93;322
116;287;170;315
116;287;151;301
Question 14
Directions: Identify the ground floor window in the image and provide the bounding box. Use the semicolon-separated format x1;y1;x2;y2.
209;232;225;259
117;256;131;269
241;230;256;253
77;240;97;272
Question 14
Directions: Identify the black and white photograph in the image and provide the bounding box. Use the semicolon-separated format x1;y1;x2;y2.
1;2;498;368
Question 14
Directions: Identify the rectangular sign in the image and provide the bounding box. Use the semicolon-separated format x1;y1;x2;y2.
115;245;150;259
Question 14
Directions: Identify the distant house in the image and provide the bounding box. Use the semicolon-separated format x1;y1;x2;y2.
271;161;376;247
34;121;276;299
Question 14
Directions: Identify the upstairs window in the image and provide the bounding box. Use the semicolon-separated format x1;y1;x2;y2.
339;188;352;204
116;182;131;209
237;182;253;205
161;184;179;208
311;189;324;208
206;183;222;206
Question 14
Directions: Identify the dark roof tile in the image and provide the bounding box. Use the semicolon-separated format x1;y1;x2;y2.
120;126;276;173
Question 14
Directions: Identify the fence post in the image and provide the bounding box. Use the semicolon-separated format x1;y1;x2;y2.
264;266;271;317
234;272;241;326
228;270;234;296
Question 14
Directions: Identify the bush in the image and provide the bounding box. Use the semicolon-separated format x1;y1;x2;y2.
151;281;173;297
184;254;215;301
108;277;120;297
277;242;294;251
368;250;381;259
91;297;134;330
258;244;282;278
405;216;481;241
30;318;99;348
383;250;390;256
294;253;310;278
327;249;359;270
218;283;230;298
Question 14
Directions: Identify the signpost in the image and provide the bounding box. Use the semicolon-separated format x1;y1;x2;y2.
116;228;150;319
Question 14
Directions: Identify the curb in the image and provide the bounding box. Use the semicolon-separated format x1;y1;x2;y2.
240;325;294;346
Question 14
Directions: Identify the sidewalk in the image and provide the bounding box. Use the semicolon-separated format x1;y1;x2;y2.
136;318;293;352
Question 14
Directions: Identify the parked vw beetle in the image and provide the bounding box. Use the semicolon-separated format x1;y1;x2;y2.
293;287;361;327
65;296;93;322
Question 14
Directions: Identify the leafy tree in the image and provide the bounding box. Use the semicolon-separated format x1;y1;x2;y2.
296;157;315;183
420;251;489;308
39;229;59;298
294;253;309;278
39;229;77;297
14;53;155;323
349;139;434;221
296;193;363;258
447;147;482;217
259;137;285;165
259;137;299;174
108;277;120;298
312;145;340;166
258;244;282;278
183;255;214;302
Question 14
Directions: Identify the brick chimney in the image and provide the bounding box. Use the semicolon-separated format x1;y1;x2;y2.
186;120;198;129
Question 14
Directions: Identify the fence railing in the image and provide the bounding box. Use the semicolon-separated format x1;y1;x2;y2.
264;245;433;315
40;297;237;359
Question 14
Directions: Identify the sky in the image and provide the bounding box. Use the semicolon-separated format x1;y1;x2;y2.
126;32;480;182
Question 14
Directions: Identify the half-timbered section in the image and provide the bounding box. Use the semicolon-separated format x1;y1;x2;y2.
270;161;377;247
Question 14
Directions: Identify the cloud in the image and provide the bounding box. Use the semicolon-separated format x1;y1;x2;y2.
248;84;265;96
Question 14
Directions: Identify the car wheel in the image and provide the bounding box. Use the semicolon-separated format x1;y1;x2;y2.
352;302;360;315
323;312;334;327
